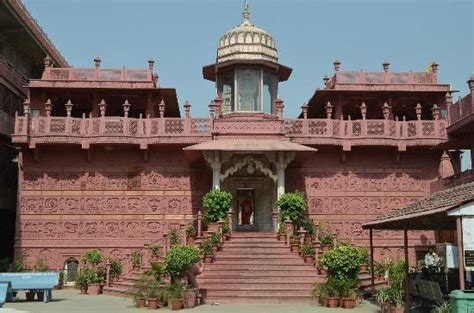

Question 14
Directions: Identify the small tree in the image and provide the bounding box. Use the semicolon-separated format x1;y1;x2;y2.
110;259;122;278
202;188;232;224
164;245;200;281
169;228;181;247
277;191;307;226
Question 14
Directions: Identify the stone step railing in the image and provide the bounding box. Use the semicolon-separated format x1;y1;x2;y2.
12;115;447;146
327;70;437;88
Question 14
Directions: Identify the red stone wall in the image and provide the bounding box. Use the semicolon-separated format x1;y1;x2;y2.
287;148;441;264
15;146;211;271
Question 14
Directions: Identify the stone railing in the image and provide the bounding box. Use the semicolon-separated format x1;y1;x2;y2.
41;67;153;82
12;114;447;148
449;94;473;127
327;70;437;88
0;58;28;95
430;169;474;193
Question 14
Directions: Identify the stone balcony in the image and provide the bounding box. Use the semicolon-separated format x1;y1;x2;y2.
0;58;28;96
12;113;447;150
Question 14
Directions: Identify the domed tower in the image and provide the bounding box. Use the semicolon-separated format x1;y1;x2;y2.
203;1;292;114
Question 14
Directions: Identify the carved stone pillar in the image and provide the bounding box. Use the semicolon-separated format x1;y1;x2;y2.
123;99;131;118
105;259;111;287
197;210;203;238
44;99;53;117
227;208;233;237
65;100;73;117
272;210;279;235
284;219;293;246
98;99;107;117
297;226;306;249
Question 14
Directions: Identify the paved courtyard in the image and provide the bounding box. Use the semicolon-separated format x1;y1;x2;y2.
2;289;380;313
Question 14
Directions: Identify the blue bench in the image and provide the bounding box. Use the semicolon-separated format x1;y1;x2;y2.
0;281;12;308
0;272;59;303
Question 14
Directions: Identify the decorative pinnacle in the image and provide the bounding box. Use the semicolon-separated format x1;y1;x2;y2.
242;0;250;23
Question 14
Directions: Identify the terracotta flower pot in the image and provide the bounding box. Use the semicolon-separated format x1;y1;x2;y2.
391;306;404;313
304;256;315;264
183;290;197;308
170;298;184;310
148;297;159;309
278;234;286;241
290;244;299;252
80;286;88;294
380;302;389;313
88;283;101;295
204;256;213;263
359;264;368;273
207;223;220;233
326;297;339;308
342;297;356;309
212;246;218;253
133;265;141;272
136;297;146;308
26;291;35;301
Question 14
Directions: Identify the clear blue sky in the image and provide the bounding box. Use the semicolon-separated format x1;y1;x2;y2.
24;0;474;165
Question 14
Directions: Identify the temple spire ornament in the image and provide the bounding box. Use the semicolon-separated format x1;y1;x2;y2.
242;0;250;23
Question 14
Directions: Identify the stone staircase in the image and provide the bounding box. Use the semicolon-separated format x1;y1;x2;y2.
197;231;324;304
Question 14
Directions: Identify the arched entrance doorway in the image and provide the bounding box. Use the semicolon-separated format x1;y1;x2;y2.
64;257;79;285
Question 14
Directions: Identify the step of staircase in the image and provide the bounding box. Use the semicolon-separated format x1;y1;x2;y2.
197;231;321;304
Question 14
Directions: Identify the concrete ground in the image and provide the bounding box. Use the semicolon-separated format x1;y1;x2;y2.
2;289;380;313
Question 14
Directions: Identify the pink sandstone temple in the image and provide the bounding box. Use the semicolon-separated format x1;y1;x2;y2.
1;0;473;303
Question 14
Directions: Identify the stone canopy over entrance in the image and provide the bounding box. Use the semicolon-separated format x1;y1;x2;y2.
184;139;316;231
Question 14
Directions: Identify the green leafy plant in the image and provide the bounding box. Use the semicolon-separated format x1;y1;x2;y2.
301;242;314;256
358;246;369;264
74;270;88;288
164;245;200;280
133;274;149;302
149;243;161;257
83;267;102;283
110;259;122;278
375;261;387;277
375;287;390;304
200;239;213;257
146;262;164;282
319;232;334;246
222;220;230;235
13;256;27;272
210;231;222;247
186;225;196;238
81;249;103;267
432;301;451;313
34;257;49;272
202;188;232;224
387;258;406;308
147;279;163;300
302;218;316;236
166;280;185;301
169;228;181;247
320;243;363;282
290;235;299;245
131;249;142;267
277;191;307;226
277;225;286;235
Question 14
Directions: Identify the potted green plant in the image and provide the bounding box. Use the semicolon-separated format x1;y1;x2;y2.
34;256;49;272
301;242;315;263
387;258;405;313
185;225;196;244
210;231;222;252
375;261;387;281
335;277;358;309
358;247;369;272
200;239;214;263
375;287;390;313
324;280;339;308
133;274;148;308
277;225;286;241
84;268;101;295
167;281;185;310
164;245;200;282
222;220;231;240
289;235;299;252
169;228;181;247
75;270;88;294
319;232;333;252
182;283;197;308
110;259;122;283
302;218;316;242
277;191;307;228
202;188;232;231
149;243;161;261
147;280;161;309
131;249;142;272
146;261;164;282
81;249;103;267
311;282;327;306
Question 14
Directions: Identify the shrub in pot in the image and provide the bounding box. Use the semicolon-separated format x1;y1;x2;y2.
202;188;232;230
222;220;231;240
323;280;339;308
319;232;334;252
110;259;122;283
169;228;181;247
186;225;196;244
311;282;327;306
302;218;316;242
358;246;369;272
210;231;222;251
131;249;142;272
182;284;197;308
34;257;49;272
167;281;185;310
133;274;148;308
84;268;101;295
149;243;161;261
277;225;286;241
375;287;390;313
301;242;315;263
289;235;299;252
147;280;162;309
200;239;214;263
164;245;201;282
81;249;103;268
277;191;307;228
75;270;88;294
375;261;387;281
387;258;405;313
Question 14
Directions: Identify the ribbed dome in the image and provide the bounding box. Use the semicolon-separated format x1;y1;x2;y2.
216;3;278;65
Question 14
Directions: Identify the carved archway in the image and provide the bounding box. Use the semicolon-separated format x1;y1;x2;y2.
220;155;277;182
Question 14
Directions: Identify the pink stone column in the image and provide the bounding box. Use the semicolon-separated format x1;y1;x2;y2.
180;222;186;245
297;227;306;252
284;219;293;246
272;210;279;236
313;230;321;269
227;208;233;237
105;259;111;287
197;210;203;238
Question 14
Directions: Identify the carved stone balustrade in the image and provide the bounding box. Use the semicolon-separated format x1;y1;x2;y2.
12;113;447;150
